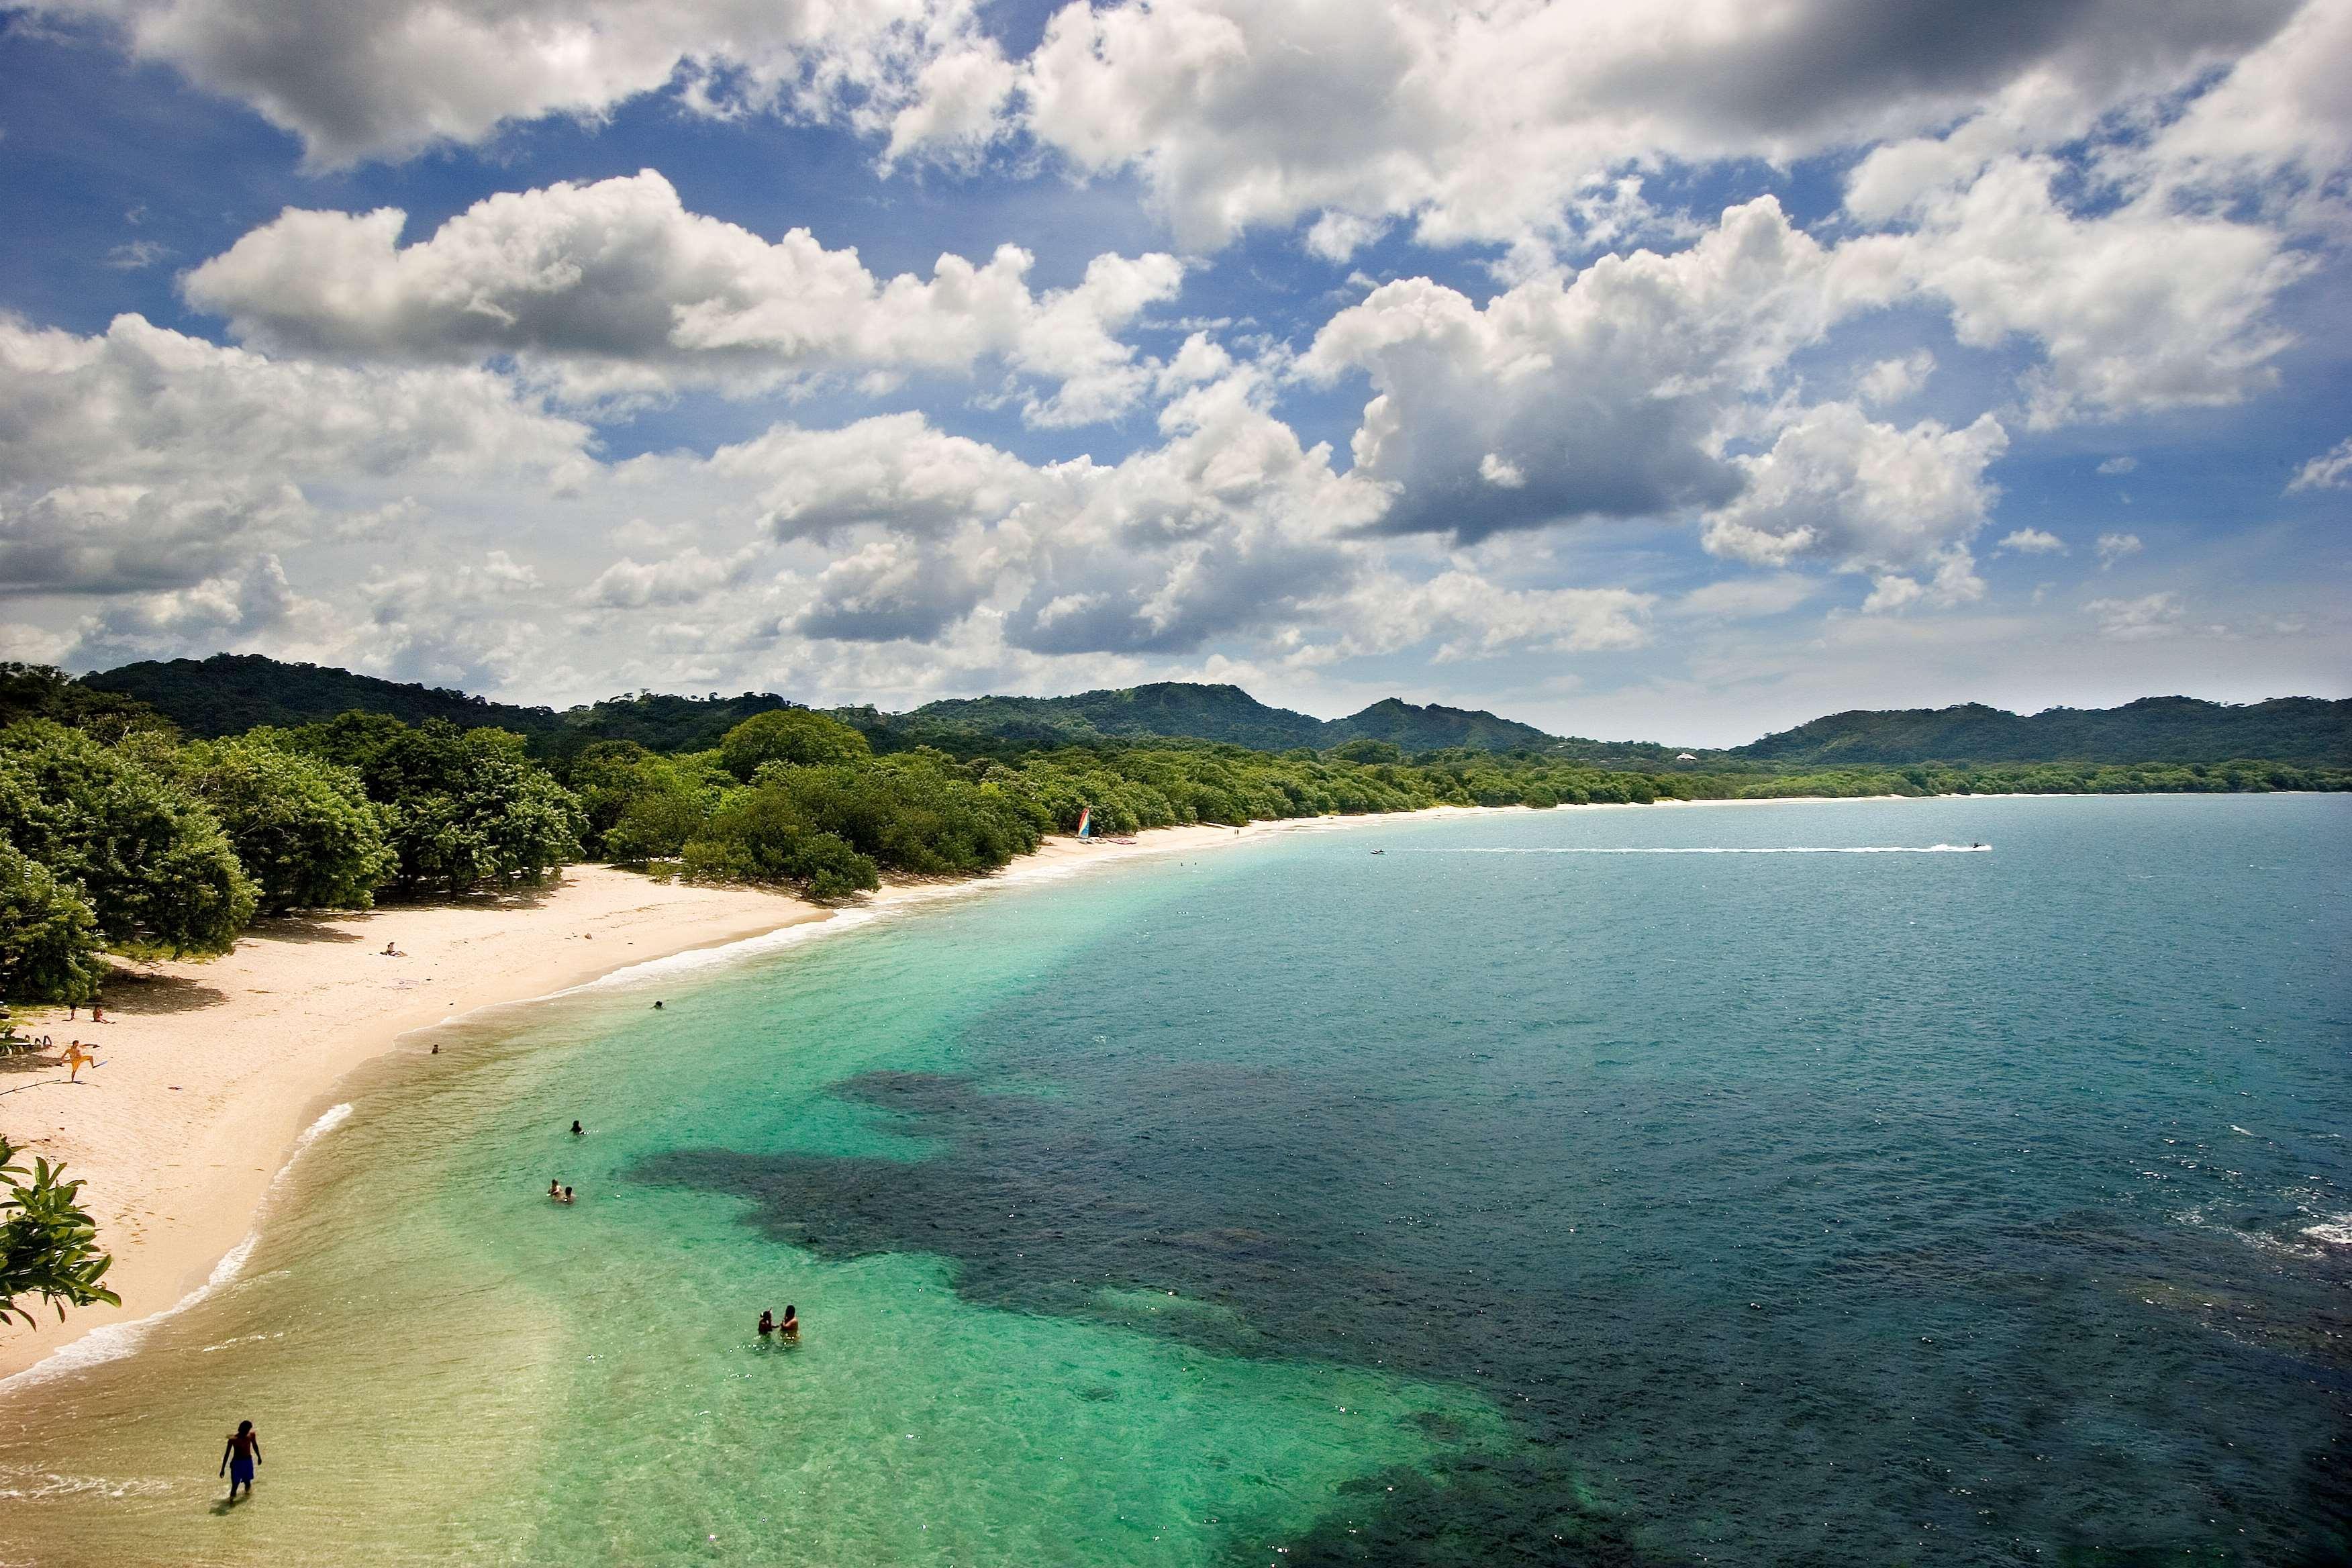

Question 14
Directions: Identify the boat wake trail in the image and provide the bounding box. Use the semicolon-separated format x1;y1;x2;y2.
1397;844;1992;854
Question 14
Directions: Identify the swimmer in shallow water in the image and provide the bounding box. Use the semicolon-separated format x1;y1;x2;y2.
220;1420;261;1500
757;1310;774;1339
779;1304;799;1341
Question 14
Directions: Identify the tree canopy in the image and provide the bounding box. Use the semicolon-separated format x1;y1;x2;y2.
289;715;583;894
176;733;395;913
0;720;254;956
718;708;873;780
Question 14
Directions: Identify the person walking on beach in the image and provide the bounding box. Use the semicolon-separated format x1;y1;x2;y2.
62;1042;94;1082
220;1420;261;1500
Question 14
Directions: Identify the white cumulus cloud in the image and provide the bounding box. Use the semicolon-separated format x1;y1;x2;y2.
183;170;1183;422
2095;531;2144;569
2287;436;2352;493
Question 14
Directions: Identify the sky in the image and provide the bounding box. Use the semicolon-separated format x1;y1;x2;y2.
0;0;2347;745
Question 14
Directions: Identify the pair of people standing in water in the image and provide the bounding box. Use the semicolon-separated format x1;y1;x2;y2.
756;1306;799;1342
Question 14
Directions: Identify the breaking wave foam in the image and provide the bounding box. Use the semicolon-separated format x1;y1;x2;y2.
0;1103;352;1395
1399;844;1992;855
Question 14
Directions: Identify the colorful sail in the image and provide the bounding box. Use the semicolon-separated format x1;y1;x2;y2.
1076;806;1093;839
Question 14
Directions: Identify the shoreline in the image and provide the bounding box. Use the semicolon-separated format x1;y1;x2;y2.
0;814;1339;1386
0;788;2300;1387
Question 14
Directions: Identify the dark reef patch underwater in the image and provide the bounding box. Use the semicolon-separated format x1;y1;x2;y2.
638;797;2352;1565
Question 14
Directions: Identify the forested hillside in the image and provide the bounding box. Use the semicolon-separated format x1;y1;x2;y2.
68;656;2352;768
83;655;791;756
1321;698;1552;752
903;683;1332;749
85;654;569;740
1738;697;2352;767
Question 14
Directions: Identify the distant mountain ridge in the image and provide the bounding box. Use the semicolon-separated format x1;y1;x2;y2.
906;683;1329;750
81;654;791;754
1736;697;2352;767
901;684;1553;753
72;656;2349;767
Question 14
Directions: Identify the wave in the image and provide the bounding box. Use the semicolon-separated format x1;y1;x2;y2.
0;1103;353;1395
556;908;882;996
1397;844;1993;855
2304;1214;2352;1248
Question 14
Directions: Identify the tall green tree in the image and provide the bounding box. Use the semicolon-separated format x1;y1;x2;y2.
0;1136;119;1328
719;708;871;781
0;839;106;1002
0;721;255;955
291;715;584;894
178;732;395;912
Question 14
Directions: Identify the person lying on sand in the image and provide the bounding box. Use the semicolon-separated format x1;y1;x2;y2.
381;942;402;957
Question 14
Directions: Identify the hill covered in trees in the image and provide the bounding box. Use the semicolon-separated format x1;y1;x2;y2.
71;656;2352;767
81;655;792;756
85;661;1569;756
1320;698;1553;752
1736;697;2352;767
893;685;1554;752
899;683;1330;750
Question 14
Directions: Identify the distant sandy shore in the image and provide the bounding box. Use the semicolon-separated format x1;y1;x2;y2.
0;818;1293;1383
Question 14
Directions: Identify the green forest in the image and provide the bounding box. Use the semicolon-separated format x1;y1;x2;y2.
1;660;2346;1005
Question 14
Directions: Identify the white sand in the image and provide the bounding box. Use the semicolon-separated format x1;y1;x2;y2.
0;820;1296;1381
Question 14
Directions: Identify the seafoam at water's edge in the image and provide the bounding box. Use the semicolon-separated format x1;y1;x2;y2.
0;1103;353;1394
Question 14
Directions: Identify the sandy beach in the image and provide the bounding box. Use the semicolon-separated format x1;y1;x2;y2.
0;820;1282;1383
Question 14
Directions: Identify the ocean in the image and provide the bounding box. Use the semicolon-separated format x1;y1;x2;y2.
2;795;2346;1565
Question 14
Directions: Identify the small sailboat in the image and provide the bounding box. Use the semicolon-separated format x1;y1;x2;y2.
1076;805;1094;841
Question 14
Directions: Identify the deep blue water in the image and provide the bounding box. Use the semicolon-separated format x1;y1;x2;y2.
648;795;2352;1564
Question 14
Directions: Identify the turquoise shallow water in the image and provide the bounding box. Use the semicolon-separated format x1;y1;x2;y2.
1;795;2347;1565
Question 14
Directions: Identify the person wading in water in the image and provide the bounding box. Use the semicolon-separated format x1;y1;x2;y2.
220;1420;261;1500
